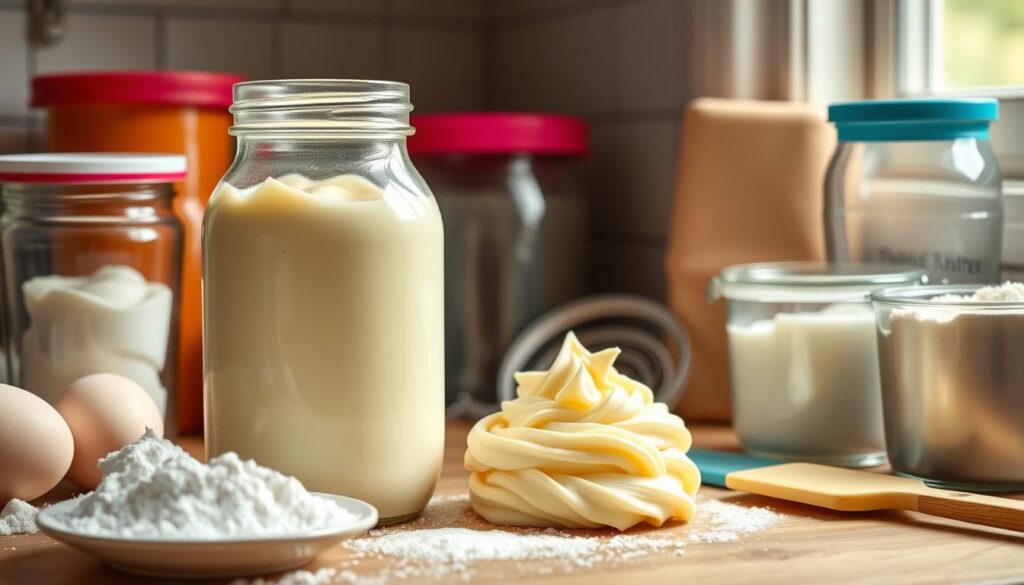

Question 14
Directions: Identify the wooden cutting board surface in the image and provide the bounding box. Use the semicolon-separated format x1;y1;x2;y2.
1;422;1022;585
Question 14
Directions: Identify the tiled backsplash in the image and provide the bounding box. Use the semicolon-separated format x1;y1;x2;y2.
0;0;486;145
0;0;726;301
490;0;714;300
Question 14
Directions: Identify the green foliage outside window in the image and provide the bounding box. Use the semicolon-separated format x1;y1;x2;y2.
943;0;1024;88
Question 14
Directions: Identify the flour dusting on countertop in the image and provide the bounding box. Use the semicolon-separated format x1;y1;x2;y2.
0;499;39;536
689;498;784;543
233;568;348;585
236;493;784;584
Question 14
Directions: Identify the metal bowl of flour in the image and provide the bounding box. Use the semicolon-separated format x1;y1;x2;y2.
873;285;1024;492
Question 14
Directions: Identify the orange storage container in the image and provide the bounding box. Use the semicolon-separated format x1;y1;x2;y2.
32;71;244;434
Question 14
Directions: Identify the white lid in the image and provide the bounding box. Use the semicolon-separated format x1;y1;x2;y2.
0;153;187;183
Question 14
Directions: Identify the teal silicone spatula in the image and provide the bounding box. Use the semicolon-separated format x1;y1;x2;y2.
689;448;1024;533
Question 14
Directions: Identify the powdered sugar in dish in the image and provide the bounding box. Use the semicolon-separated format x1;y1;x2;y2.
51;429;354;539
0;499;39;536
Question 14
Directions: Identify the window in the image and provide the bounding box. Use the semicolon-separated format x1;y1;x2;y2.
894;0;1024;96
885;0;1024;178
939;0;1024;90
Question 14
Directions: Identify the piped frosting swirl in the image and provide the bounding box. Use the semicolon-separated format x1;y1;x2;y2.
465;332;700;531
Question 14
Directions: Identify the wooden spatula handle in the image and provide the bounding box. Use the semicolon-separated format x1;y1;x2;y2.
917;492;1024;533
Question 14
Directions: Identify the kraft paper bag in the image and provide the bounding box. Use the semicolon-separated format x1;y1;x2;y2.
666;98;836;421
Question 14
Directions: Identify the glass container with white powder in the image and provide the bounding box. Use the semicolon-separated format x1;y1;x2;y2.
710;262;924;467
203;80;444;525
0;154;185;435
873;283;1024;491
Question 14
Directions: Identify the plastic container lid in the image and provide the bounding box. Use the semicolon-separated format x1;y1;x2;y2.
32;71;245;108
409;113;589;157
0;153;188;183
711;262;927;303
828;98;998;142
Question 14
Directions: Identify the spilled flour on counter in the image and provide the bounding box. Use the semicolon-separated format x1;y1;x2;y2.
233;494;784;584
0;499;39;536
349;527;687;571
233;568;347;585
52;430;354;539
689;498;784;543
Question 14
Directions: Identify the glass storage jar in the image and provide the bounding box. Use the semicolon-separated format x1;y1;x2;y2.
0;153;185;434
408;113;588;417
709;262;924;467
32;71;244;434
825;99;1002;284
203;80;444;525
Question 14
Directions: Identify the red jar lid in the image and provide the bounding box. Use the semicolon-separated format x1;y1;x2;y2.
409;113;589;157
32;71;245;108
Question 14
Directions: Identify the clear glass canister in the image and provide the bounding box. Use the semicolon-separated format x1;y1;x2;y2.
33;71;243;434
408;113;589;417
203;80;444;524
825;99;1002;284
710;262;924;467
0;153;185;434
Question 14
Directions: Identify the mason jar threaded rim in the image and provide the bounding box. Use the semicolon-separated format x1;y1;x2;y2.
229;79;414;138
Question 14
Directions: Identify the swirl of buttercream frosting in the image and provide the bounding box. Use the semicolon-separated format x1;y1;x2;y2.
465;332;700;531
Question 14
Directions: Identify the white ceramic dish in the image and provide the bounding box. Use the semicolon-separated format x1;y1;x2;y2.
36;492;378;579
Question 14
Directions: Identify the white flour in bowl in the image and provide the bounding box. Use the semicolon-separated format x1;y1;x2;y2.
899;282;1024;323
51;429;354;539
0;499;38;536
932;282;1024;302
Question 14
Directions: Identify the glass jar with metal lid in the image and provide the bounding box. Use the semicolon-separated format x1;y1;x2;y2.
0;153;186;434
825;99;1002;284
709;262;924;467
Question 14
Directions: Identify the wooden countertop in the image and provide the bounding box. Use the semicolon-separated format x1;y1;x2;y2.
2;422;1023;584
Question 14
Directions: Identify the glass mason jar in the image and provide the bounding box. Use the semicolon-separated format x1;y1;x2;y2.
709;262;924;467
0;153;185;434
203;80;445;524
825;99;1002;284
408;113;589;418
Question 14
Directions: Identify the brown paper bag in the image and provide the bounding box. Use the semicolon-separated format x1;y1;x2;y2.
666;98;836;421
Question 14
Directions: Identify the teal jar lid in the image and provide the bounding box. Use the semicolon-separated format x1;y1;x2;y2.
828;98;998;142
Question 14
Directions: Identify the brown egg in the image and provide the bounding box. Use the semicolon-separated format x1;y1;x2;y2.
0;383;74;502
56;373;164;489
